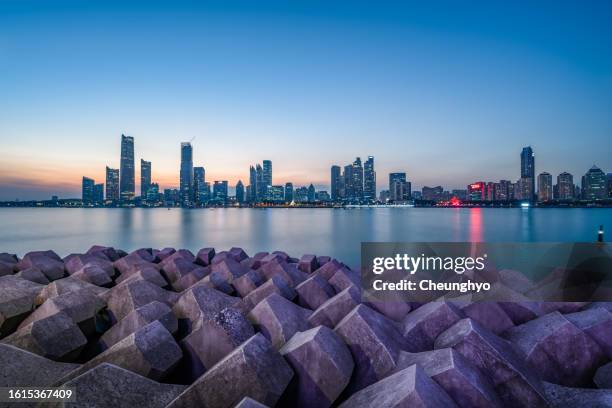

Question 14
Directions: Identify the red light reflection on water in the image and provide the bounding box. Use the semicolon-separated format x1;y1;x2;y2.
469;208;483;242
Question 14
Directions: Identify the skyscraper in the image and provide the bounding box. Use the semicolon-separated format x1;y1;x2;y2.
363;156;376;202
82;177;94;204
520;146;535;202
556;172;574;200
388;172;410;202
180;142;194;207
263;160;272;190
343;164;353;200
537;172;553;202
105;167;119;202
236;180;245;204
194;166;206;204
255;164;264;201
285;182;294;203
119;134;135;202
330;165;341;202
582;165;607;200
248;166;257;202
352;158;364;201
140;159;151;199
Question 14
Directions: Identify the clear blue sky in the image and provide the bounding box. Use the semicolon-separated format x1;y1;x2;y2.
1;0;611;199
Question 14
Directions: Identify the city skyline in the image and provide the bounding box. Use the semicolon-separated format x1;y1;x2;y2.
1;1;612;200
73;135;612;206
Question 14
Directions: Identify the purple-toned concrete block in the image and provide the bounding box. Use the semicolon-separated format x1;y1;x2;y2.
247;293;312;349
338;365;458;408
401;301;465;351
279;326;354;408
435;318;549;407
295;274;335;310
298;254;319;274
308;285;361;329
166;333;293;408
503;311;607;387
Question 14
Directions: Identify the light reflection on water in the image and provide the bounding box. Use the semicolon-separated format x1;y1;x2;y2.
0;207;610;268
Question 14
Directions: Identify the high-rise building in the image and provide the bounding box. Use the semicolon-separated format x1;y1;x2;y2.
263;160;272;190
236;180;245;204
82;177;95;204
467;182;485;201
520;146;535;201
307;184;316;202
388;173;410;202
537;172;553;202
105;167;119;202
255;164;264;201
248;166;257;203
119;134;135;202
213;181;229;203
363;156;376;202
93;183;104;204
180;142;194;206
331;165;341;202
285;182;294;203
194;166;206;204
555;172;574;200
608;174;612;199
582;165;607;200
343;164;353;200
495;180;511;201
140;159;151;199
351;157;364;201
485;182;496;201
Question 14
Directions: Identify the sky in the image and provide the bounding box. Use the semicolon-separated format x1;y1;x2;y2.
0;0;611;200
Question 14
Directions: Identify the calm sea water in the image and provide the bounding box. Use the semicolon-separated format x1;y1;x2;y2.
0;207;610;268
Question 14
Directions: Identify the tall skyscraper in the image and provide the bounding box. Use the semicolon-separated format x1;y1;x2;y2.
255;164;264;201
285;182;294;203
351;157;364;201
236;180;245;204
363;156;376;202
263;160;272;190
520;146;535;202
82;177;95;204
180;142;194;207
556;172;574;200
105;167;119;202
140;159;151;199
537;172;553;202
119;134;135;202
248;166;257;202
194;166;206;204
331;165;341;202
582;165;607;200
343;164;353;200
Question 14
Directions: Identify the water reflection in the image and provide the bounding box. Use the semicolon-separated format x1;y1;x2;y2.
0;207;610;267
